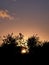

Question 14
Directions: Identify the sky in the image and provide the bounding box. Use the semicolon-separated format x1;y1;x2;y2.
0;0;49;42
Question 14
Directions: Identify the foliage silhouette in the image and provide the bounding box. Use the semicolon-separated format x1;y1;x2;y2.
27;35;40;54
2;33;17;47
0;33;49;64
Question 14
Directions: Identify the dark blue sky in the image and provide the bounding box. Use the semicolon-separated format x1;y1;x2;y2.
0;0;49;41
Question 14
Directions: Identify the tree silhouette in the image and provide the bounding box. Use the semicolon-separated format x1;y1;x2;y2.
27;35;39;53
0;33;49;64
1;33;29;55
42;41;49;48
1;33;18;48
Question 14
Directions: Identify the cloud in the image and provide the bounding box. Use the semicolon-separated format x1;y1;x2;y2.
0;9;14;20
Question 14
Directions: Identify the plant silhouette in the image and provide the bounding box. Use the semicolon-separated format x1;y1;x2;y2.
0;33;49;64
27;35;39;54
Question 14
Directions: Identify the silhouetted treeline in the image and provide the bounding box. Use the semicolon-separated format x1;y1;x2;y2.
0;33;49;64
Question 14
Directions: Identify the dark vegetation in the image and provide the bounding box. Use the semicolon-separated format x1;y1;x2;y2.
0;33;49;64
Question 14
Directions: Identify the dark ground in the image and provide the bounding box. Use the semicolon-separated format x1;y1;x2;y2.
0;47;49;65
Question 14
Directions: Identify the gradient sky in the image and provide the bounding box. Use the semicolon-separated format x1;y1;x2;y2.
0;0;49;41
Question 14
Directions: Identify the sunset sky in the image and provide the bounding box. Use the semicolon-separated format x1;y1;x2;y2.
0;0;49;41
